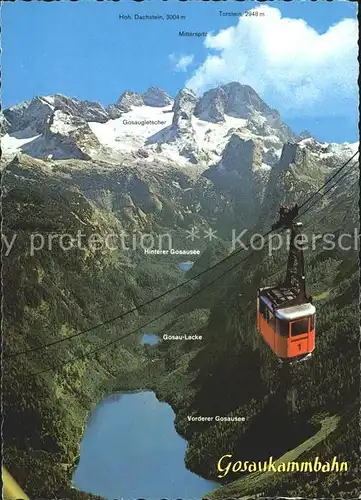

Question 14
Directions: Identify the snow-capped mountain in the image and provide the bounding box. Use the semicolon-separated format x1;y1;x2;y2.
2;83;356;168
1;82;358;234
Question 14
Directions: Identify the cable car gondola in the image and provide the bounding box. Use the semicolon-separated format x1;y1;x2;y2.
257;204;315;364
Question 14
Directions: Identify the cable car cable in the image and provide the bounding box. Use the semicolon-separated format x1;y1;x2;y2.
31;161;357;377
265;169;358;281
297;161;358;216
5;154;358;362
32;235;277;376
297;151;358;211
5;237;281;361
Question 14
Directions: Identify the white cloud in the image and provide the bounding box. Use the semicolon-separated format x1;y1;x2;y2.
169;53;194;72
186;6;358;117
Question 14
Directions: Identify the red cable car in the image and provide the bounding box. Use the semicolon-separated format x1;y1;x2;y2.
257;204;315;364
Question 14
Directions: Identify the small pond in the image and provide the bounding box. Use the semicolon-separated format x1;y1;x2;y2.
140;333;160;345
179;261;194;271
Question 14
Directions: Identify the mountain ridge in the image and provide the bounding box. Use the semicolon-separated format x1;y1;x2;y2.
2;82;357;169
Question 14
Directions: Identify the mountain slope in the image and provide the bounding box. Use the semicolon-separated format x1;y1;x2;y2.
1;82;359;498
2;154;190;498
149;170;359;498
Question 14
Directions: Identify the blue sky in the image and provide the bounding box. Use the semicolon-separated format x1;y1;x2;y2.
2;0;358;142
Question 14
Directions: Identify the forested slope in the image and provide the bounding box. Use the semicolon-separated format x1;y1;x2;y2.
151;170;360;498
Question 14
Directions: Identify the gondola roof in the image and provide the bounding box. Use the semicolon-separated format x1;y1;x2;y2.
259;285;300;308
276;303;316;321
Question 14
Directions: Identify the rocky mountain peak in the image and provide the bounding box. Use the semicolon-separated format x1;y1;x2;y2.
143;87;172;107
114;88;172;111
3;97;54;134
0;114;11;135
3;94;109;136
146;88;202;164
116;91;144;110
52;94;109;123
221;134;263;173
172;88;197;125
277;142;312;171
223;82;270;118
194;82;270;123
194;87;227;123
193;81;295;143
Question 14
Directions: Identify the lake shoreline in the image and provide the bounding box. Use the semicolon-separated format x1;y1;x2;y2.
71;332;220;499
73;388;219;499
